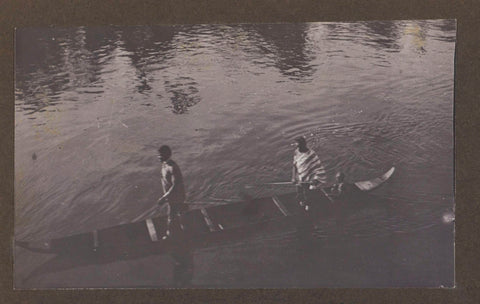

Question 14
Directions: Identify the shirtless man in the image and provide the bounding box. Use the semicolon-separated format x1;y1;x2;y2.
157;145;187;240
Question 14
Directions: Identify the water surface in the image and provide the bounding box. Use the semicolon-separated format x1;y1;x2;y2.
14;20;455;288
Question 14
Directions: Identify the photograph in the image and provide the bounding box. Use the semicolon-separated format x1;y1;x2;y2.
14;20;455;288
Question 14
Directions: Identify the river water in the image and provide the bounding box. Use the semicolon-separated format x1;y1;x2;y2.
14;20;455;288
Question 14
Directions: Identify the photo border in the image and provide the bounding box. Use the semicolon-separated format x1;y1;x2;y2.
1;0;478;302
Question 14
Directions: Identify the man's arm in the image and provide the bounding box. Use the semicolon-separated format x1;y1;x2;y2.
292;164;297;184
157;167;178;204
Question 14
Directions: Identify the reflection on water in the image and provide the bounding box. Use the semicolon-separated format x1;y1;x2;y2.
362;21;402;51
120;26;175;96
248;23;317;81
164;77;201;114
15;20;455;287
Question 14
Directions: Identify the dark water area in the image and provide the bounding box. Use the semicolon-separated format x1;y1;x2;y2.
14;20;455;288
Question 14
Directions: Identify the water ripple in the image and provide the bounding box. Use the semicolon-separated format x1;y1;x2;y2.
15;21;455;246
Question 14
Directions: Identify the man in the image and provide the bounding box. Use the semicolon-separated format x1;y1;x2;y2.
324;172;359;200
291;136;327;211
157;145;187;240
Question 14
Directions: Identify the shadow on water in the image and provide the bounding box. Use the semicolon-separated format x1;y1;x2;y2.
361;21;402;51
121;25;202;113
431;19;457;43
120;26;175;97
243;23;316;81
16;25;203;115
15;27;119;115
164;77;201;114
325;21;403;53
20;237;195;288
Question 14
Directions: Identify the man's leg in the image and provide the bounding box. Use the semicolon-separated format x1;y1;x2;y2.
296;184;305;206
168;202;187;239
303;184;311;211
297;183;310;209
176;202;188;231
162;202;173;240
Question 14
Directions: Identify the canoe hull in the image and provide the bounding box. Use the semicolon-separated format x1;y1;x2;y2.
16;191;330;257
16;167;395;257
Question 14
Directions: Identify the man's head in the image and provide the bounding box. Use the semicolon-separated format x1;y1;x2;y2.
158;145;172;162
294;136;308;151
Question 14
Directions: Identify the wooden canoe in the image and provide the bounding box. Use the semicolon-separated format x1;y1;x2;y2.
16;167;395;257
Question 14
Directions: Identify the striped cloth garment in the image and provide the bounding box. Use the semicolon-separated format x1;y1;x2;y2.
293;149;327;184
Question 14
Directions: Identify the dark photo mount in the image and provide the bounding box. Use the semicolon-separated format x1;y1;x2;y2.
2;0;479;303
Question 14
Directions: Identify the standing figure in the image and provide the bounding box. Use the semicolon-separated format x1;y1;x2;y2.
291;136;327;211
157;145;187;240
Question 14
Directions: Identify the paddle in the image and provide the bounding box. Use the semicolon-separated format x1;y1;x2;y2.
245;181;336;202
131;200;169;223
245;181;310;188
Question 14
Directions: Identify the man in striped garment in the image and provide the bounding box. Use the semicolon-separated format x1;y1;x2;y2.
291;136;327;210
